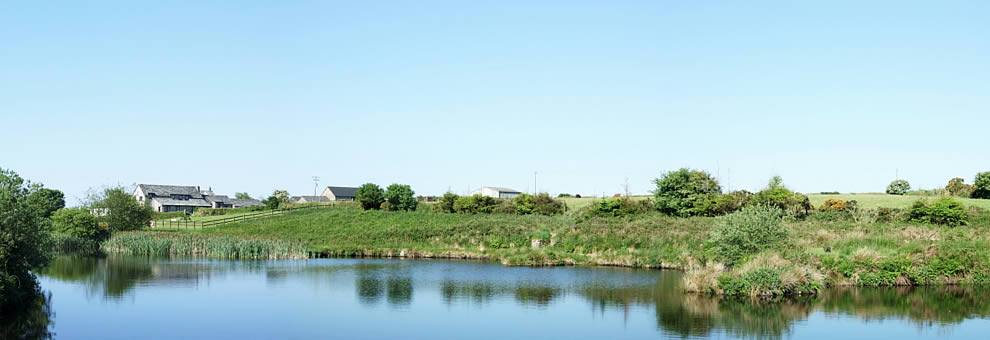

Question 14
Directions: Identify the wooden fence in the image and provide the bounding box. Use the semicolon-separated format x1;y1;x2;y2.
151;203;336;230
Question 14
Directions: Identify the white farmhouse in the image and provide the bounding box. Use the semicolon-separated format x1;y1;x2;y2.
471;187;522;199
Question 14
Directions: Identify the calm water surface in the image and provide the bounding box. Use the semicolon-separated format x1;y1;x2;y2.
12;255;990;339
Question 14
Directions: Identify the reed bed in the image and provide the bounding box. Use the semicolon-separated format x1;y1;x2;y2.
103;231;308;259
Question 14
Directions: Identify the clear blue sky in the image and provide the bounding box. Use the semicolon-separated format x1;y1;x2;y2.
2;1;989;203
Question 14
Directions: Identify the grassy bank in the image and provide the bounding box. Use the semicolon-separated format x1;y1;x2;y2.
101;203;990;296
807;193;990;210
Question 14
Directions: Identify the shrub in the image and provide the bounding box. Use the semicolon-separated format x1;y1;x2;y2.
453;195;496;214
946;178;973;197
910;198;968;226
751;181;811;217
52;208;106;240
707;205;787;265
886;180;911;195
355;183;385;210
154;211;190;219
514;193;565;216
384;184;417;212
711;190;752;216
819;199;850;212
579;197;652;219
556;193;572;198
973;172;990;199
819;191;840;195
435;193;459;213
653;168;721;217
88;186;153;232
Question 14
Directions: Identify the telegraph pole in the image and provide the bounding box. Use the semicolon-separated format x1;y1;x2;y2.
534;171;538;194
312;176;320;197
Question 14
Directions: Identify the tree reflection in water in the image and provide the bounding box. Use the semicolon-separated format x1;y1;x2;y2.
0;291;54;340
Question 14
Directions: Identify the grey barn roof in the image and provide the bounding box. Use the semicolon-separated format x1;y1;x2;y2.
480;187;521;193
137;184;204;198
326;186;358;197
230;198;263;206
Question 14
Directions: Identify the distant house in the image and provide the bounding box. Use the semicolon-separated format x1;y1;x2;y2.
134;184;262;213
321;186;358;201
471;187;522;199
289;195;331;203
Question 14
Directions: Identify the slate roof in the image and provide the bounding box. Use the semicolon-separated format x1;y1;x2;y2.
326;186;358;197
206;195;230;202
151;197;212;207
299;196;330;202
137;184;204;198
480;187;521;193
230;198;263;207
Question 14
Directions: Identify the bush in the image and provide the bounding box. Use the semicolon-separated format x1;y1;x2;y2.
355;183;385;210
88;186;153;232
579;197;652;219
752;184;811;217
973;172;990;199
819;191;840;195
946;178;973;197
557;193;572;198
653;168;721;217
453;195;497;214
514;193;565;216
435;193;459;213
711;190;752;216
707;205;787;265
384;184;417;212
819;199;850;212
886;180;911;195
52;208;106;240
910;198;968;226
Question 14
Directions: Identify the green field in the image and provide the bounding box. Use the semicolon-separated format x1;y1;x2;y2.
807;193;990;210
560;195;651;212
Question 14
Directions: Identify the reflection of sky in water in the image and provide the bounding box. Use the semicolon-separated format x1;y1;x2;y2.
32;256;990;340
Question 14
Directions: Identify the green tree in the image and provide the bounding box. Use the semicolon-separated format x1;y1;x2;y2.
52;208;105;240
945;178;972;197
384;184;417;211
436;193;459;213
886;180;911;195
752;178;811;217
263;190;289;209
25;188;65;218
972;172;990;199
653;168;721;217
87;186;153;232
453;195;496;214
356;183;385;210
514;193;565;215
0;168;53;310
234;192;252;200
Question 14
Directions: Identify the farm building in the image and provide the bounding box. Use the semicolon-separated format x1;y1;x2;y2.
134;184;262;213
321;186;358;201
471;187;522;199
289;195;331;203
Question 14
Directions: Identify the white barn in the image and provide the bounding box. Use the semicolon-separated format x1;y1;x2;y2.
471;187;522;199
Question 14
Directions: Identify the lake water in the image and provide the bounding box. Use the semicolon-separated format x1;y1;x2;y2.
9;255;990;339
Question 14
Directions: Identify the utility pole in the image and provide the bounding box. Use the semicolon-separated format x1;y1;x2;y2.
534;171;538;194
312;176;320;197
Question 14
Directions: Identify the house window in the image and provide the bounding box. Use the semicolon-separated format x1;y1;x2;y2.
170;194;190;200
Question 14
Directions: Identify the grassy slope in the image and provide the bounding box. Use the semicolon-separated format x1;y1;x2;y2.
560;195;651;213
807;194;990;210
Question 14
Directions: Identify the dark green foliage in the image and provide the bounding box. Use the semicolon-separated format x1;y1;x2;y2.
653;168;722;217
88;186;153;232
355;183;385;210
25;188;64;218
0;168;53;311
51;233;102;255
453;195;496;214
711;191;752;216
973;172;990;199
886;180;911;195
557;193;572;198
946;178;973;197
153;211;190;219
263;190;289;210
707;205;787;265
580;197;652;219
52;208;106;240
819;191;840;195
514;193;565;216
434;193;459;213
234;192;252;200
910;198;968;226
384;184;418;212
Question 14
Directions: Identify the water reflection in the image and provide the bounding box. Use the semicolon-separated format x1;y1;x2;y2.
0;291;54;340
37;256;990;339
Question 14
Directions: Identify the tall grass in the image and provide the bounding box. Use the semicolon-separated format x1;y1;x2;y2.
51;233;103;256
103;231;308;259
